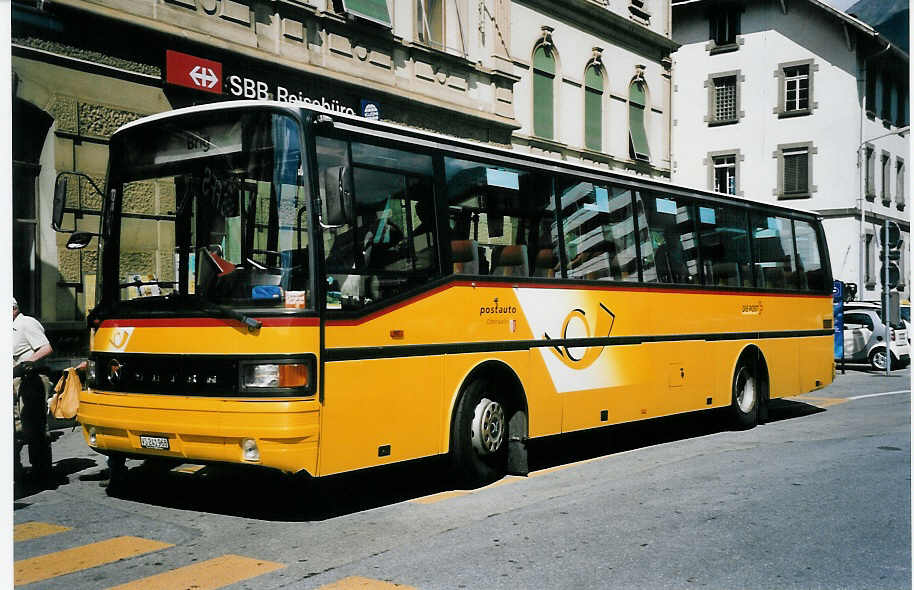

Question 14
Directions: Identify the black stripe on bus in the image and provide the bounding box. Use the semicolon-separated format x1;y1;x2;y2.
323;329;833;362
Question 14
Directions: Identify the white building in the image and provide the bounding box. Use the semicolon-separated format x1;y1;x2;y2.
671;0;909;301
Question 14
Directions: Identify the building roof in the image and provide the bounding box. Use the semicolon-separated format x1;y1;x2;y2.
672;0;908;60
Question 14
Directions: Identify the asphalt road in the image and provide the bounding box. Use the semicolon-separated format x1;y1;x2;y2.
11;367;911;589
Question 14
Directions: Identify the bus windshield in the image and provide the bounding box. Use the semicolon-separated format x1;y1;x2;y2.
104;109;311;311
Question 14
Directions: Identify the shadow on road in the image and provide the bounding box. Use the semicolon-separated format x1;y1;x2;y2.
94;399;824;522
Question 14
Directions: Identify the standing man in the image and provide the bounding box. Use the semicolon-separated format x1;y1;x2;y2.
13;297;53;481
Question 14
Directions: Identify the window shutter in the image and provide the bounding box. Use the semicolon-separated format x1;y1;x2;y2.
340;0;392;26
629;82;650;161
784;151;808;193
584;66;603;151
533;46;556;140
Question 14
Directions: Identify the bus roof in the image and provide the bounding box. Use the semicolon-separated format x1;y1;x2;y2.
116;99;823;220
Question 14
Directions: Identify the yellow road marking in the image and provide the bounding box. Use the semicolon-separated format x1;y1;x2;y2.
173;464;205;474
410;476;523;504
14;522;71;542
14;536;173;586
106;554;285;590
411;490;471;504
318;576;417;589
792;395;849;408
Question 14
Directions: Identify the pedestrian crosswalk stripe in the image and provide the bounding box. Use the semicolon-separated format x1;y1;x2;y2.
14;522;71;542
14;536;173;586
105;554;285;590
318;576;417;589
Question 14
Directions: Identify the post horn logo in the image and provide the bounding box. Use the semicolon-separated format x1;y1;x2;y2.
544;303;615;370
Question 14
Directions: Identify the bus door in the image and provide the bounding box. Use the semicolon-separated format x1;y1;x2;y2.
314;134;446;476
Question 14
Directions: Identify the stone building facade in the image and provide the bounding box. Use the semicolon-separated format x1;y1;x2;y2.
671;0;909;302
11;0;674;358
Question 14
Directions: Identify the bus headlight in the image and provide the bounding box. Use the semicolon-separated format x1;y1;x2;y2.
242;438;260;462
86;359;97;387
239;357;314;396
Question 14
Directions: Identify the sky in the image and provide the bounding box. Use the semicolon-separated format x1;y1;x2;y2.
825;0;857;11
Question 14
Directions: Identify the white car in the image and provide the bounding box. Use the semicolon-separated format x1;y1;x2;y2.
840;304;910;370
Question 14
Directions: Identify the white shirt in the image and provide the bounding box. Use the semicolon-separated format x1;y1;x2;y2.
12;313;50;366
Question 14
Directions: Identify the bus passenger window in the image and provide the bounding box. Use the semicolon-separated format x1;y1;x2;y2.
697;204;752;287
793;219;826;291
558;180;638;282
316;136;438;309
751;214;799;289
636;191;699;285
444;157;555;278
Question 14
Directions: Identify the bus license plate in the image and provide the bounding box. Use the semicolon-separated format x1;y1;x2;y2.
140;435;170;450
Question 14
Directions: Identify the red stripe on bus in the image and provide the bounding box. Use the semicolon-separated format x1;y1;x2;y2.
99;317;319;328
326;281;830;327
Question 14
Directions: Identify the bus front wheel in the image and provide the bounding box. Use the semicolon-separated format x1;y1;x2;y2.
451;380;508;486
730;360;759;429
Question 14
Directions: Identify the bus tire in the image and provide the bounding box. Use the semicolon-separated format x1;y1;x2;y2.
730;358;759;429
451;379;508;487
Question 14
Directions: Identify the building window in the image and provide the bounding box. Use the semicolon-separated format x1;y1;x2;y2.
629;0;651;24
416;0;444;48
629;78;650;162
714;76;737;121
775;142;816;199
532;44;556;140
897;158;905;210
584;64;603;151
881;152;891;205
338;0;393;27
783;148;808;194
865;145;876;200
709;6;739;48
896;82;908;127
865;232;875;287
784;66;809;111
865;66;877;117
774;60;817;117
706;72;741;125
881;75;893;124
713;154;737;194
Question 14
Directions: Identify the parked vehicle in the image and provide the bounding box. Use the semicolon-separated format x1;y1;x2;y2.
841;305;910;370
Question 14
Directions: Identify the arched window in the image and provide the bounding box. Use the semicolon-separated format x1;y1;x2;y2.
629;78;650;162
584;64;603;151
533;45;556;140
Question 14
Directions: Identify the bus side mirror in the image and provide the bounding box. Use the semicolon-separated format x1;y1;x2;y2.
66;232;95;250
52;176;69;231
323;166;352;227
53;171;105;232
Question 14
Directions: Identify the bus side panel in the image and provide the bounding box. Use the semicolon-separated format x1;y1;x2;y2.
795;335;833;394
318;355;444;477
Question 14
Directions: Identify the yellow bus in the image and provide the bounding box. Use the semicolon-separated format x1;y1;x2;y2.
59;101;834;487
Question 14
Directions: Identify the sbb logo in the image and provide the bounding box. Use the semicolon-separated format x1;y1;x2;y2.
166;50;223;95
228;76;271;100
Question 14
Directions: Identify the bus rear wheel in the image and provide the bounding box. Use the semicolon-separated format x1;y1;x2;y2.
451;379;508;487
730;360;759;429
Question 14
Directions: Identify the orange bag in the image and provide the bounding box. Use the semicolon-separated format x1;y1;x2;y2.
50;367;80;419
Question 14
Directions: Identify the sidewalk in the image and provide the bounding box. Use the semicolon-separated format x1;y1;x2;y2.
822;365;910;397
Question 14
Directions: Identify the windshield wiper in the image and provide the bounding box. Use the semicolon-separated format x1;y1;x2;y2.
169;294;262;332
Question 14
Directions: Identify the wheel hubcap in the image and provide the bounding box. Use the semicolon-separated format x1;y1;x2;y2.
471;397;505;456
873;350;887;370
736;368;756;414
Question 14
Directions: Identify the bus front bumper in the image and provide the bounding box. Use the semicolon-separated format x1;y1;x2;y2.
78;390;321;475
